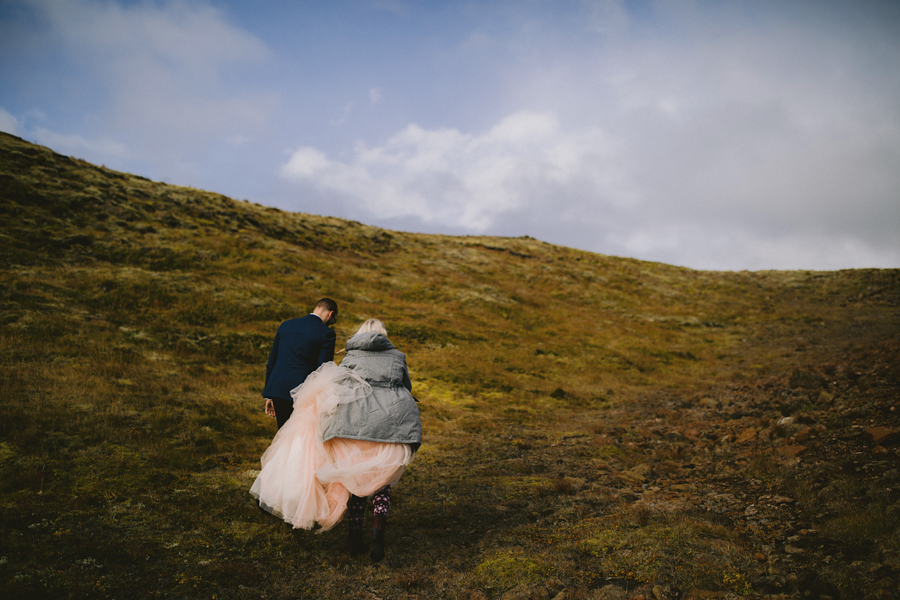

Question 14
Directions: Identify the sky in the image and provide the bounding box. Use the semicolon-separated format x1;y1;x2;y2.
1;0;898;271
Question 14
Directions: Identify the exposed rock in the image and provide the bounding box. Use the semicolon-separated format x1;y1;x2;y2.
771;495;795;504
817;390;834;405
670;484;698;493
842;405;870;419
864;427;900;447
789;369;827;390
619;463;653;484
776;445;807;458
736;428;758;443
698;397;718;409
793;427;813;443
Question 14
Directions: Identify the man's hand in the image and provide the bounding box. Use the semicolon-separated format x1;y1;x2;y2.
264;398;276;418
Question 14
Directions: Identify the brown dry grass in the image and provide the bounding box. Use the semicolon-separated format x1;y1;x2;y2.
2;132;899;598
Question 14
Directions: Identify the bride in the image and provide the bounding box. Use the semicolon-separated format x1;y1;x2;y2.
250;318;422;562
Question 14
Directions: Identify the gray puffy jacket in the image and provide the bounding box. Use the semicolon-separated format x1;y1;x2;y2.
322;332;422;451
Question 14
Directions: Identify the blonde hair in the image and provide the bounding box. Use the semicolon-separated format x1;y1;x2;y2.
354;318;387;337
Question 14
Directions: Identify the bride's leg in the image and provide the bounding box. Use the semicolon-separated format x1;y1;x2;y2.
370;486;390;563
346;494;367;556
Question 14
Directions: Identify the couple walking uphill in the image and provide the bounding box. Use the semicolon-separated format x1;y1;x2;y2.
250;298;423;563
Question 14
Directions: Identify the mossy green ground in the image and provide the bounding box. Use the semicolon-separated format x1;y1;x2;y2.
2;132;899;598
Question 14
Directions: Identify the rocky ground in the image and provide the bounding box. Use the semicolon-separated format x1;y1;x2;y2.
545;335;900;599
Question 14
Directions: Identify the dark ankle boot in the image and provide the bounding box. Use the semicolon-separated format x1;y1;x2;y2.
370;515;386;563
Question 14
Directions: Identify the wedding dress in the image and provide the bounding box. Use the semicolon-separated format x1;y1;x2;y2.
250;362;415;531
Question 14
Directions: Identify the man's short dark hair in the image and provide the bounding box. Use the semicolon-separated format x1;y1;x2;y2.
315;297;338;314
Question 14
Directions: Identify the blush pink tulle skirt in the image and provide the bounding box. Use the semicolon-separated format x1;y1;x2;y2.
250;363;415;532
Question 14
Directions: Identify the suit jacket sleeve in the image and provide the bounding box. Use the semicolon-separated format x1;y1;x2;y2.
317;328;336;367
264;329;280;385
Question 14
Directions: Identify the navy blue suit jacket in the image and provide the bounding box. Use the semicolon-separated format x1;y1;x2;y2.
262;314;336;401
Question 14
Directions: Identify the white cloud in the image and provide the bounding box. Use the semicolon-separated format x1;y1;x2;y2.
0;108;20;135
283;147;334;178
282;110;626;231
609;223;900;271
282;72;899;270
612;22;900;247
479;0;900;268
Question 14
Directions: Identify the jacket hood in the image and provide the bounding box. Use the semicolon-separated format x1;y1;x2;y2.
345;331;395;352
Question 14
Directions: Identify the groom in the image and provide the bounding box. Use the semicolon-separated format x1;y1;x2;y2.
262;297;338;429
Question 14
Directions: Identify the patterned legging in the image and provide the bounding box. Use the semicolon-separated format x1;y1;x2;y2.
347;486;391;529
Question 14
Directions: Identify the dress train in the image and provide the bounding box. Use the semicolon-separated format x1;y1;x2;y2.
250;362;414;531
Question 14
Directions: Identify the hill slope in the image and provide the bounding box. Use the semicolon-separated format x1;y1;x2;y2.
1;131;899;599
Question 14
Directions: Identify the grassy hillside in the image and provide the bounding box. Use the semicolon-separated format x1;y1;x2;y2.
1;131;899;599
